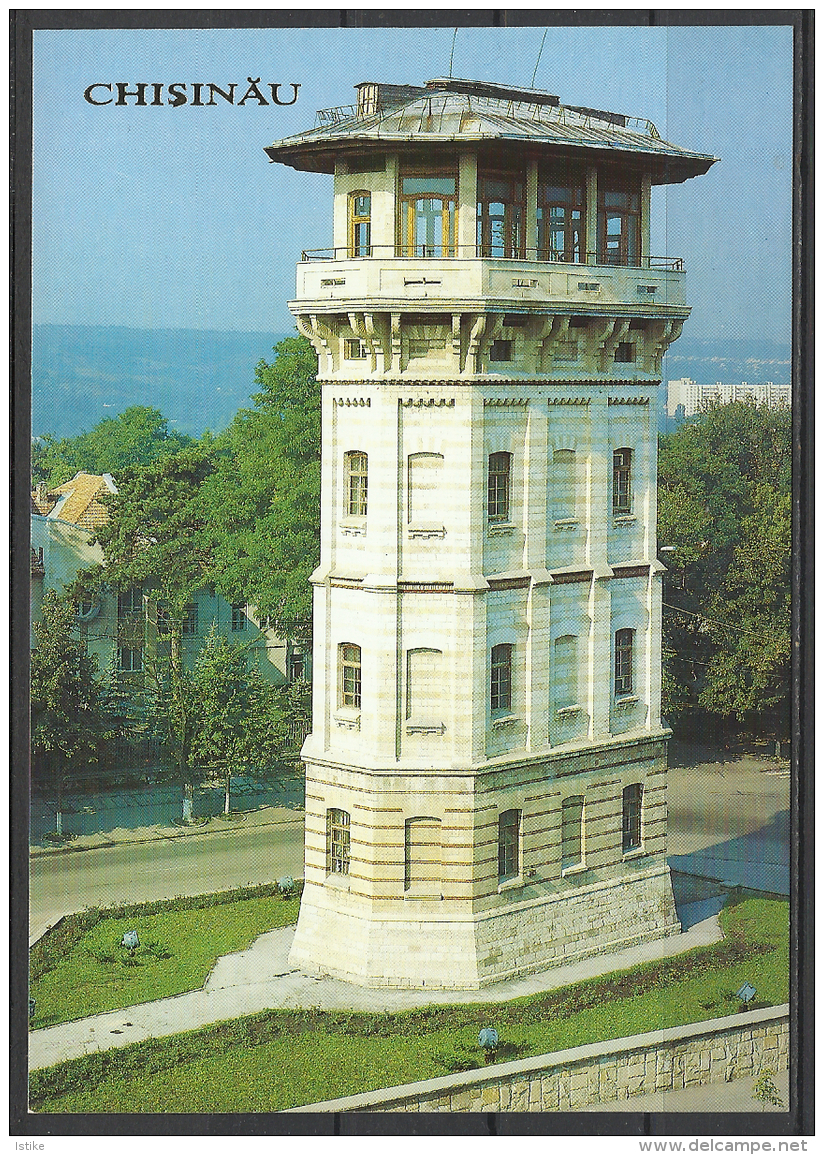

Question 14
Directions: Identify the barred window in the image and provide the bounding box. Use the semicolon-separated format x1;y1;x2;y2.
345;451;368;517
491;643;513;714
622;784;642;852
498;808;521;882
327;808;350;874
488;452;511;521
340;643;361;709
614;628;634;696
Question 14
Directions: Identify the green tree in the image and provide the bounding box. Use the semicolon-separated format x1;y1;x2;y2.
189;631;289;814
91;444;217;820
658;401;792;741
752;1070;784;1111
30;591;115;836
200;335;320;647
32;406;194;490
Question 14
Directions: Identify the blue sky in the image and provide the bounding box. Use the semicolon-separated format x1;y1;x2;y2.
32;22;793;345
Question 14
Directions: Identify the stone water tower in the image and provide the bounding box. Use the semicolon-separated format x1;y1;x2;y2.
264;77;714;988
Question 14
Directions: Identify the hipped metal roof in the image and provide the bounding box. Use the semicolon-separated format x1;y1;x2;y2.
264;78;717;185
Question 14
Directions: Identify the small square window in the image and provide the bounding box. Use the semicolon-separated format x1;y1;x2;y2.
489;339;513;362
614;341;636;363
344;338;366;360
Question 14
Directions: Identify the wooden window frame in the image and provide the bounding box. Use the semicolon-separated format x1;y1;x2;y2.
340;643;362;709
622;783;643;852
498;808;521;881
487;451;512;522
612;448;632;514
397;166;458;258
327;807;351;874
597;179;642;267
491;643;513;714
345;450;368;517
614;628;635;696
231;604;246;632
348;190;372;257
537;171;586;262
477;170;526;259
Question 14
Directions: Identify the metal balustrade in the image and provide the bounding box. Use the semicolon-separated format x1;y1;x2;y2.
299;244;683;271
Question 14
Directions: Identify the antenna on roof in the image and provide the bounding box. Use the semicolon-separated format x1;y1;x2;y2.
531;28;548;89
448;28;457;77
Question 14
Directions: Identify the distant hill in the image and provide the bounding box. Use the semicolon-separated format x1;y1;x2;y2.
31;325;292;440
30;324;792;442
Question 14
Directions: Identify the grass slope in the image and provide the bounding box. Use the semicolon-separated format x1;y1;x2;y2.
30;886;301;1029
30;898;789;1114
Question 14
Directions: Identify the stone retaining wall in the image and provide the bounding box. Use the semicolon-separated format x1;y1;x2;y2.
288;1004;789;1113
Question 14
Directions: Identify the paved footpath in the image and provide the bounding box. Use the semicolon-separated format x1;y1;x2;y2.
29;900;723;1072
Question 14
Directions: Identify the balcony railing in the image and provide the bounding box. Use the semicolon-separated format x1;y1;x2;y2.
300;244;684;272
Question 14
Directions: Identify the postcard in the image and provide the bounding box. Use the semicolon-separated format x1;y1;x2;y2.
13;11;809;1143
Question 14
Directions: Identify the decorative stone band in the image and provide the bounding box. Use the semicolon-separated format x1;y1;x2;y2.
287;1004;790;1114
608;396;651;405
333;397;371;406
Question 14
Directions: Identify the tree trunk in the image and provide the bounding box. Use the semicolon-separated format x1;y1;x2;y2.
182;778;194;823
55;766;63;836
224;770;231;815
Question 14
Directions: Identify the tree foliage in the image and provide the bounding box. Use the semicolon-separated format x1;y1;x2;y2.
32;406;195;490
199;335;320;646
658;402;792;738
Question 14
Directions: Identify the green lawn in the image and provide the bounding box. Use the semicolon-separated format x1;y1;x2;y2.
30;889;301;1029
30;897;789;1114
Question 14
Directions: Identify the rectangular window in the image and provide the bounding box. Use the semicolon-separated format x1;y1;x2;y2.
487;451;511;521
615;628;634;695
498;808;521;882
614;341;636;364
489;339;512;362
340;643;362;709
598;181;641;267
622;783;642;852
231;604;246;632
118;587;142;618
561;795;584;869
406;648;442;721
118;646;143;672
491;643;513;714
345;451;368;517
537;172;586;262
343;337;366;360
348;191;371;257
405;816;441;891
612;448;632;514
182;604;198;635
407;451;443;524
477;171;525;259
287;651;305;682
552;448;577;519
327;808;351;874
399;169;457;257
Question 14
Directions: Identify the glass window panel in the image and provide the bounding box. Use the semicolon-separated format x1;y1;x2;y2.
402;176;455;195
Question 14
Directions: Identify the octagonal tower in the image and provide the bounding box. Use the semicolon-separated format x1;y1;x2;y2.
265;78;715;988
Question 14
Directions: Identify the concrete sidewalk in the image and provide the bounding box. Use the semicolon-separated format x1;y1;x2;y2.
29;900;723;1073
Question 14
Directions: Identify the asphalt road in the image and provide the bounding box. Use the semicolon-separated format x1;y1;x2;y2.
29;817;305;942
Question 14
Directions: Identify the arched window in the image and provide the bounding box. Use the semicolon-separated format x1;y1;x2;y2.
498;809;521;882
491;643;513;714
348;191;371;257
487;451;512;522
327;808;351;874
345;451;368;517
622;784;643;852
614;628;635;696
339;643;361;709
612;448;632;515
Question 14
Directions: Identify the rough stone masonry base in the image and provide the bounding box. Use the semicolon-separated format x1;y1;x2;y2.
288;862;680;989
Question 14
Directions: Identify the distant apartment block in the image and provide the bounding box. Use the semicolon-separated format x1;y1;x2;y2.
666;377;790;417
